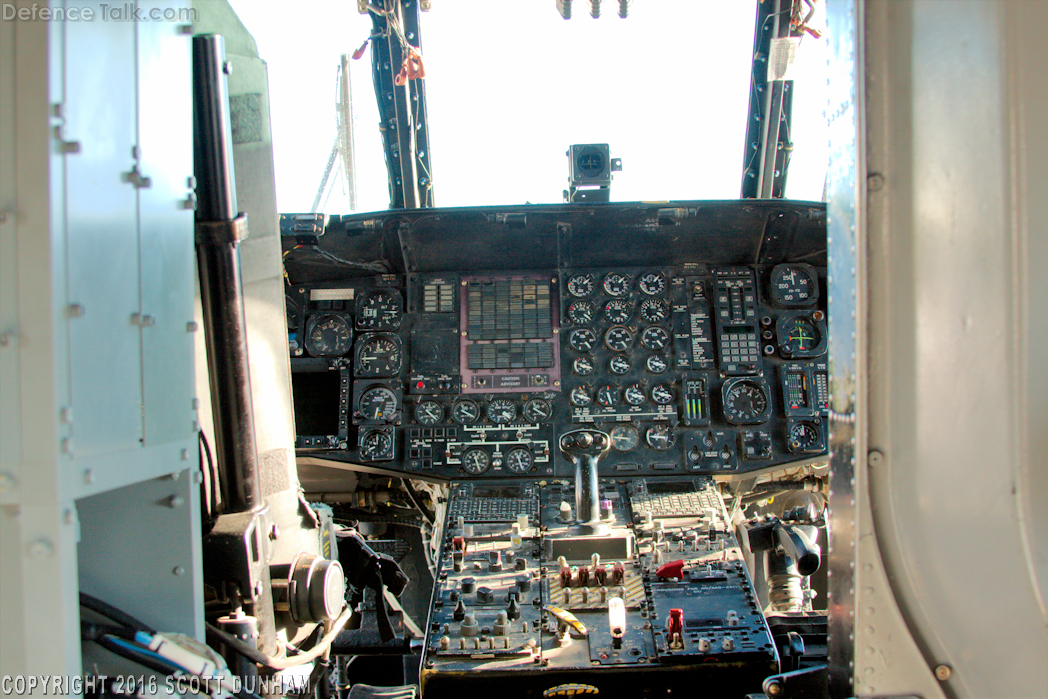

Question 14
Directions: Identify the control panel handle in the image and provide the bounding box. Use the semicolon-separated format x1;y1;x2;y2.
559;428;611;535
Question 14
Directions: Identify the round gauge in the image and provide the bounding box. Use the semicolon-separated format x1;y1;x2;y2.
646;354;669;374
573;356;595;376
567;274;596;298
780;316;822;355
505;447;534;474
596;384;617;407
641;326;671;351
523;398;552;422
604;326;634;352
355;333;402;377
359;430;392;460
722;379;771;425
624;383;646;406
602;272;632;297
645;424;676;450
609;355;631;375
358;387;398;422
638;272;668;296
789;421;821;452
486;398;517;424
570;385;592;407
610;425;639;451
414;400;443;426
770;264;819;308
451;399;480;424
462;448;491;475
356;289;402;330
639;298;669;324
651;383;674;405
305;314;353;357
603;298;633;324
569;328;598;353
567;300;595;325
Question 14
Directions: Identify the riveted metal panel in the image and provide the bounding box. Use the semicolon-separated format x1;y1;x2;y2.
63;13;142;456
824;0;861;694
77;469;203;639
137;2;198;448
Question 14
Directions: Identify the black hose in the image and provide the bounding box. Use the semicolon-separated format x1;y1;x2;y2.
205;622;271;666
79;592;156;634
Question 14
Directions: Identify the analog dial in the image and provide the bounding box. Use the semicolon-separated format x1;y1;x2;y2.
570;385;592;407
638;272;668;296
645;424;676;450
603;298;633;324
639;298;669;324
305;314;353;357
523;398;552;422
356;289;402;330
602;272;632;297
567;300;595;325
505;447;534;474
722;379;771;425
567;274;596;298
486;398;517;424
414;400;443;426
610;425;640;451
359;430;392;459
569;328;598;353
789;421;821;451
596;384;617;407
651;383;674;405
573;355;595;376
641;325;671;351
358;387;398;421
462;448;490;475
646;353;669;374
452;399;480;424
780;316;822;354
770;264;818;307
624;383;646;406
604;326;634;352
355;333;402;377
609;355;631;375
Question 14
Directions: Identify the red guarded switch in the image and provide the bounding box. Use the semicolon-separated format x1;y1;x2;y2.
656;559;686;581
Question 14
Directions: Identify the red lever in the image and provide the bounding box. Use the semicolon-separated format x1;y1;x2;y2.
656;559;686;581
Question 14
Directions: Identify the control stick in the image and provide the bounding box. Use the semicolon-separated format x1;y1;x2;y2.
558;428;611;535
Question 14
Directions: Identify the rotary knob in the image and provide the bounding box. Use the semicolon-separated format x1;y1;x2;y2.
476;586;494;604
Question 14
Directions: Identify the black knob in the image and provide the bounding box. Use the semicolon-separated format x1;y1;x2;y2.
476;586;494;604
488;551;503;572
507;598;521;621
453;599;466;621
516;574;532;593
461;577;476;594
515;558;528;571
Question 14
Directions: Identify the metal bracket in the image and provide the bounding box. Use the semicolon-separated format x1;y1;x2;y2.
53;126;81;154
122;165;152;189
195;213;249;245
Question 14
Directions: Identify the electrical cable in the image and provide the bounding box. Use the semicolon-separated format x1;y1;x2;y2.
96;635;187;677
400;479;434;526
206;605;353;671
79;592;156;634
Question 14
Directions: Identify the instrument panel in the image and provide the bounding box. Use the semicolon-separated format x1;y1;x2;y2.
286;202;828;480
